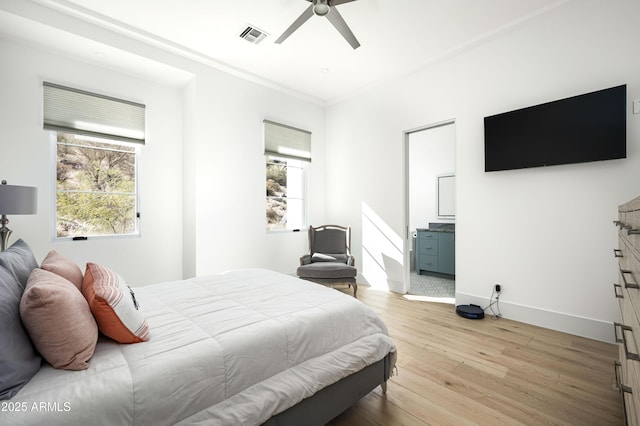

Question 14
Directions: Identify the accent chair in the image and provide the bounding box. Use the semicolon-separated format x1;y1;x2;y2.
297;224;357;298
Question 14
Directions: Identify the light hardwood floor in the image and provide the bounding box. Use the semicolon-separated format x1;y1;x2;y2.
329;286;623;426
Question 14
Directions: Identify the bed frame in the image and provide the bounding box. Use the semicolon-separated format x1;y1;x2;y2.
264;352;394;426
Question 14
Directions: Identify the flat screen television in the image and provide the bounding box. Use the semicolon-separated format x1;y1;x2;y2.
484;84;626;172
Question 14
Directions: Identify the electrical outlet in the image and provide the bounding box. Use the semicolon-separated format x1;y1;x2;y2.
495;284;501;293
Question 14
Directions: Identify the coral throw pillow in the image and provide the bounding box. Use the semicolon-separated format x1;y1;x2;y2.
82;263;149;344
20;268;98;370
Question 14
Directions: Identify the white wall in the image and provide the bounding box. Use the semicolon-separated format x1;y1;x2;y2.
326;0;640;342
185;68;326;277
0;39;184;285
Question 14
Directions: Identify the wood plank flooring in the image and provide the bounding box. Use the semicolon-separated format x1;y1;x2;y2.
329;287;623;426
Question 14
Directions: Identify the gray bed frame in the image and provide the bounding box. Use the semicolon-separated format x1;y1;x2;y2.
263;352;394;426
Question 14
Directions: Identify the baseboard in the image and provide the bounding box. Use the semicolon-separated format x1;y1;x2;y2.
455;292;615;343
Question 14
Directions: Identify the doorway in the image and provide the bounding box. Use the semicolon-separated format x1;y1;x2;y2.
403;120;456;301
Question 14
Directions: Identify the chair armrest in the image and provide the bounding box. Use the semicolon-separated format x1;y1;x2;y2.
300;254;312;265
347;255;355;267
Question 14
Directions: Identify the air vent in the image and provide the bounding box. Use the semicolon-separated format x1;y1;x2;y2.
239;25;268;44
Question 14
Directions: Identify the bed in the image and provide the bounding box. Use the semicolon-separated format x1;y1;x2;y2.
2;247;397;426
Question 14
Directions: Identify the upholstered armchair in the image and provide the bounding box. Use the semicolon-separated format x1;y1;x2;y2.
296;224;358;297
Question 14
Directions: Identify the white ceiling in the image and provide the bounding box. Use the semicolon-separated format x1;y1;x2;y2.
0;0;567;104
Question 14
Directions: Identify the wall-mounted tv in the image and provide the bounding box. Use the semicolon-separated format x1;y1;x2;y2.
484;84;626;172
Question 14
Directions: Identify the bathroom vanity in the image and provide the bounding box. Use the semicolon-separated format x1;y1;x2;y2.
416;223;455;276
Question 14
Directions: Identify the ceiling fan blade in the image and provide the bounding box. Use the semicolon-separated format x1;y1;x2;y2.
325;7;360;49
330;0;358;5
275;4;315;44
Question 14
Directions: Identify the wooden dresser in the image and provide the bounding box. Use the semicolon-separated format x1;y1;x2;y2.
615;195;640;424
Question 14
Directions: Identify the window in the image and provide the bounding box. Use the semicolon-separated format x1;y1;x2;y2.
264;120;311;232
55;132;139;238
266;157;306;232
43;82;145;239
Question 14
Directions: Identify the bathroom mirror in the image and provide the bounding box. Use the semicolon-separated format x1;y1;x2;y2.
437;174;455;218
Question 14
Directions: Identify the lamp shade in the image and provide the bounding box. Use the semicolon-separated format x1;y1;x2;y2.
0;184;38;215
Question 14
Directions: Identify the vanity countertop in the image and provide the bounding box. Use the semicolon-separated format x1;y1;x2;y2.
417;223;455;233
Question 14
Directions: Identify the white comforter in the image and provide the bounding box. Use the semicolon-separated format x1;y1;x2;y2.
4;268;396;425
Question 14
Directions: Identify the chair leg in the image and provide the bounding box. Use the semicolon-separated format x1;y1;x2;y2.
352;283;357;298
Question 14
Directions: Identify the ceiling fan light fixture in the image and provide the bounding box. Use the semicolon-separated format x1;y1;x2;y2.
276;0;360;49
313;0;330;16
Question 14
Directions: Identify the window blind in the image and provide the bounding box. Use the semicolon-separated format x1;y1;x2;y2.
264;120;311;162
43;82;145;144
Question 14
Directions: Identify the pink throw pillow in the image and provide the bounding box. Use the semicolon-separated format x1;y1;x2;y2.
40;250;83;290
20;268;98;370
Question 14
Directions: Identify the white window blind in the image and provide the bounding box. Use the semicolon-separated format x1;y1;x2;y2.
43;82;145;144
264;120;311;162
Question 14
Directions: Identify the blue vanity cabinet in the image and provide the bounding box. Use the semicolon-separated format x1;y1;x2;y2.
437;232;455;275
417;231;438;273
416;229;455;276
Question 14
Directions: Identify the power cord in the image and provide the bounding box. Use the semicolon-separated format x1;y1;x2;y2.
484;286;502;320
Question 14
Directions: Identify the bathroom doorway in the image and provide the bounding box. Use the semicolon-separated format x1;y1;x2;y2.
404;120;456;302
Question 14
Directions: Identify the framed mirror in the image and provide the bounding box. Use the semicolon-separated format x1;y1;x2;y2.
437;174;455;218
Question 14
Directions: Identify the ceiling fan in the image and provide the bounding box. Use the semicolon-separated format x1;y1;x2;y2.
275;0;360;49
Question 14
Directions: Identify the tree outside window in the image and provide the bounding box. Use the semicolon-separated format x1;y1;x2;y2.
55;132;139;238
266;157;305;232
